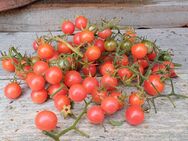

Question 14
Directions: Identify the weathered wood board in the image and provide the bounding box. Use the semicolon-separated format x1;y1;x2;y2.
0;28;188;141
0;0;188;31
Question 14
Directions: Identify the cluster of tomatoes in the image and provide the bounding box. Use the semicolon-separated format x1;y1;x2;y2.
1;16;178;139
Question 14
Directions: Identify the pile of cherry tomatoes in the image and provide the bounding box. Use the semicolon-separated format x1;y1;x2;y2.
1;16;180;140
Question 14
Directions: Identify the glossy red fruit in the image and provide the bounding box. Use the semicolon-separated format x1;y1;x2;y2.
33;61;49;75
129;92;144;106
61;20;75;34
69;84;87;102
57;42;72;54
100;62;115;75
101;75;118;91
85;46;101;61
118;68;133;80
31;89;48;104
4;82;22;99
147;51;157;61
101;96;119;114
45;66;63;84
87;106;104;124
82;64;96;77
82;77;99;94
73;32;81;45
80;30;94;43
28;74;45;91
2;58;17;72
54;95;70;111
91;88;108;104
64;70;82;87
131;43;147;59
37;43;54;59
118;55;129;66
48;84;68;99
110;91;124;110
94;39;105;53
98;28;112;39
75;16;88;30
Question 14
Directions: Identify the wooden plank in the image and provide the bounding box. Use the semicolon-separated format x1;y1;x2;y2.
0;1;188;31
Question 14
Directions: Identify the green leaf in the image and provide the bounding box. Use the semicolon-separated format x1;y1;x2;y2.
109;120;124;126
173;63;182;67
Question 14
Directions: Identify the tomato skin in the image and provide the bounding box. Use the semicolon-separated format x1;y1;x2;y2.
118;68;133;80
104;39;117;52
73;32;81;45
129;92;144;106
35;110;57;131
87;106;104;124
85;46;101;61
33;61;49;75
137;59;149;69
37;43;54;59
101;96;119;114
2;58;17;72
94;39;105;53
57;42;72;54
54;95;70;111
142;40;155;54
131;43;147;59
80;30;94;43
120;39;133;54
118;55;129;66
48;84;68;99
82;64;96;77
82;77;99;94
26;72;36;84
4;82;22;99
125;106;144;126
31;89;48;104
100;62;115;75
101;75;118;91
64;70;82;87
147;51;157;61
28;74;45;91
98;28;112;39
110;91;124;110
75;16;88;30
144;75;165;96
91;89;107;104
45;66;63;85
61;20;75;34
69;84;87;102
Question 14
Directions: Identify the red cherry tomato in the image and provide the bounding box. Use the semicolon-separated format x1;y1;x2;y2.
101;96;119;114
125;106;144;126
48;83;68;99
57;42;72;54
147;51;157;61
73;32;81;45
118;55;129;66
31;89;48;104
100;62;115;75
2;58;17;72
82;64;96;77
94;39;105;53
110;91;124;110
45;66;63;85
80;30;94;43
35;110;57;131
85;46;101;61
61;20;75;34
69;84;87;102
75;16;88;30
91;88;108;104
4;82;22;99
98;28;112;39
33;61;49;75
28;74;45;91
131;43;147;59
118;68;133;80
87;106;104;124
54;95;70;111
37;43;54;59
101;75;118;91
64;70;82;87
82;77;99;94
137;59;149;69
129;92;144;106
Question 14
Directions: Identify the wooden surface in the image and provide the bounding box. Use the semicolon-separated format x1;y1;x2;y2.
0;28;188;141
0;0;188;31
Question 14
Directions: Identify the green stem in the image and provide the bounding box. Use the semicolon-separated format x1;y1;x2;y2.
74;128;90;138
42;131;60;141
50;84;65;98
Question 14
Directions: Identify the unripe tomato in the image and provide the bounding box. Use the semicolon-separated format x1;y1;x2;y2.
104;39;117;52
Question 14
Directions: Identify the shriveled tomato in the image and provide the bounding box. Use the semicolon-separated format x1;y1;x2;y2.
125;106;144;126
4;82;22;99
69;84;87;102
45;66;63;84
61;20;75;34
64;70;82;87
85;46;101;61
33;61;49;75
73;32;81;45
2;58;17;72
28;74;45;91
82;64;96;77
98;28;112;39
129;92;144;106
94;39;105;53
37;43;54;59
57;42;72;54
87;106;104;124
118;68;133;80
35;110;57;131
91;88;108;104
80;30;94;43
101;75;118;91
75;16;88;30
54;95;70;111
131;43;147;59
31;89;48;104
144;74;165;96
100;62;115;75
82;77;99;94
48;83;68;99
101;96;119;114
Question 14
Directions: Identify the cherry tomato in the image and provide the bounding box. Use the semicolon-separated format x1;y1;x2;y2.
120;39;133;54
101;75;118;91
73;32;81;45
100;62;115;75
118;68;133;80
82;64;96;77
85;46;101;61
87;106;104;124
61;20;75;34
142;40;155;54
69;84;87;102
147;51;157;61
129;92;144;106
131;43;147;59
33;61;49;75
101;96;119;114
37;43;54;59
15;65;32;80
31;89;48;104
75;16;88;30
118;55;129;66
31;56;41;64
45;66;63;84
110;91;124;110
35;110;57;131
4;82;22;99
137;59;149;69
48;83;68;99
64;70;82;87
2;58;17;72
91;88;108;104
28;74;45;91
82;77;99;94
104;39;117;52
26;72;36;84
80;30;94;43
94;39;105;53
163;61;177;77
33;40;39;51
98;28;112;39
144;75;165;96
125;106;144;126
54;95;70;111
57;42;72;54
